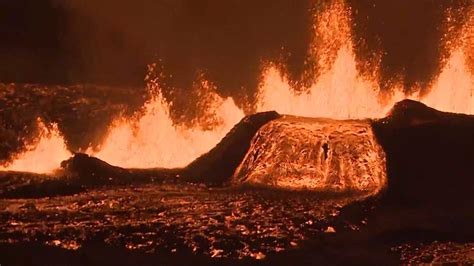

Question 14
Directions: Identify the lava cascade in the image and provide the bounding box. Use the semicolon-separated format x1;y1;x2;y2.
233;116;387;193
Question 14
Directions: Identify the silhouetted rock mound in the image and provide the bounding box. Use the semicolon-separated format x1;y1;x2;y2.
182;111;281;184
374;99;474;204
61;153;178;184
361;99;474;237
380;99;474;127
61;153;129;181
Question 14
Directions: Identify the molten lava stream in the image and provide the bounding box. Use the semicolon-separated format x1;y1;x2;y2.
233;116;387;194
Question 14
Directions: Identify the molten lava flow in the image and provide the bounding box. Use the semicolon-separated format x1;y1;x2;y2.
233;116;386;194
92;88;244;169
0;119;71;173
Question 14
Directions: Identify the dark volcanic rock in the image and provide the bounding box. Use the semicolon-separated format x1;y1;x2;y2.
0;154;179;198
0;171;85;198
359;99;474;239
182;111;281;184
61;153;131;181
373;99;474;206
60;153;179;186
60;111;281;186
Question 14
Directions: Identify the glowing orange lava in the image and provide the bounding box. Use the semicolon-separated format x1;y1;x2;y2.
0;119;71;173
423;8;474;114
3;1;473;173
257;0;404;119
423;49;474;114
234;116;387;194
91;83;244;168
257;1;473;118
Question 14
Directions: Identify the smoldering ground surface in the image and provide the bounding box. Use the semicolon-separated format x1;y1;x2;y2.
0;182;473;265
0;184;353;261
1;100;474;265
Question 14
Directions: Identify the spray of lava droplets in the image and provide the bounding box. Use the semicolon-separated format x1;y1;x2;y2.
1;0;473;173
423;6;474;114
91;74;244;169
257;0;394;119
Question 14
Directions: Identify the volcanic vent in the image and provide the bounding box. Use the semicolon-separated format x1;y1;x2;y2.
233;116;387;194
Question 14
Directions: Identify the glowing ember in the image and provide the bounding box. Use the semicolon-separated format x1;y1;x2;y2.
0;119;71;173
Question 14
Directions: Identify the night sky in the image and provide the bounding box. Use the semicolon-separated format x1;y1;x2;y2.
0;0;471;99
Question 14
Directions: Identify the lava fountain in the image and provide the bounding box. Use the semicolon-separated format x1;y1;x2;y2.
257;1;473;117
423;7;474;114
0;119;71;173
91;76;244;169
256;0;397;119
1;0;473;174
